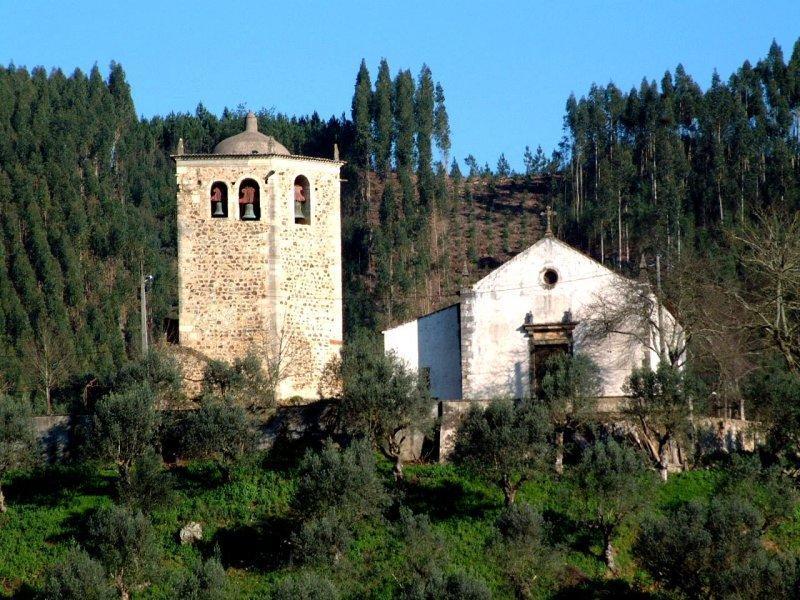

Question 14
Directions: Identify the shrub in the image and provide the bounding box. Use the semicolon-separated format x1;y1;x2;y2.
39;548;116;600
494;502;545;545
271;571;339;600
339;332;432;480
636;495;798;599
292;439;389;524
116;448;173;512
91;383;159;485
176;554;227;600
569;439;657;572
113;349;182;407
400;571;492;600
85;505;160;599
0;395;39;513
490;503;558;599
290;511;353;565
453;399;552;505
182;397;256;479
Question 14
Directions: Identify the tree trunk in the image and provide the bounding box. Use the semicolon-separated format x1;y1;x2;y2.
0;484;6;513
604;535;617;572
393;453;404;481
45;384;52;415
555;430;564;476
502;478;517;506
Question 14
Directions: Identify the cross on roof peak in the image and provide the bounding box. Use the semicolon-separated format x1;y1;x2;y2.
540;206;557;237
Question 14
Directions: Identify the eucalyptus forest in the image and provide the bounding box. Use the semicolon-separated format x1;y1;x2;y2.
1;37;800;599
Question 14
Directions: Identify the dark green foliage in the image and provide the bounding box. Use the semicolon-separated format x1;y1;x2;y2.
373;59;394;176
490;503;559;599
272;571;339;600
402;571;492;600
290;511;353;565
716;453;797;528
0;395;38;512
394;507;448;594
453;399;552;505
113;349;182;406
540;353;603;473
291;439;389;524
116;447;173;512
39;548;116;600
636;496;798;599
201;352;274;413
91;383;158;483
176;554;227;600
85;505;159;598
624;362;692;479
494;501;545;545
339;333;432;478
182;397;256;478
570;439;657;571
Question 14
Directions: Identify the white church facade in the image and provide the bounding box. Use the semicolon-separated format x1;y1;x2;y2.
384;232;677;410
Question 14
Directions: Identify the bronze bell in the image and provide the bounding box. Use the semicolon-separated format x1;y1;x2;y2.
212;201;224;216
294;200;306;221
242;203;256;220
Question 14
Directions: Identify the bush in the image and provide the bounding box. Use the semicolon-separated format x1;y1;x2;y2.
636;495;798;599
39;548;116;600
292;439;389;525
0;395;39;513
85;505;160;599
400;571;492;600
494;502;545;545
271;571;339;600
176;554;227;600
116;448;173;512
395;507;446;580
202;352;274;412
114;349;182;407
490;503;558;599
91;383;159;484
182;397;257;480
290;511;353;565
453;399;552;505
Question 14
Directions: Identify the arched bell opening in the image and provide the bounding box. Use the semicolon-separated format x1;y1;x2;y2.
210;181;228;218
293;175;310;224
238;178;261;221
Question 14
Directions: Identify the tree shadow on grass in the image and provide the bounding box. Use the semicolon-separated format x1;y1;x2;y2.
552;578;653;599
399;475;496;520
5;463;113;508
169;461;226;495
211;515;295;572
543;508;596;556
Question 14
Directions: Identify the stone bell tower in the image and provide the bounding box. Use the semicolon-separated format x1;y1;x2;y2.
173;112;344;401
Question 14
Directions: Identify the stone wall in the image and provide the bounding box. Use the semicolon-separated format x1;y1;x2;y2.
175;155;343;402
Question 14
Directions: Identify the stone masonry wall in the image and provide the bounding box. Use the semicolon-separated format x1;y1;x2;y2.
175;155;343;402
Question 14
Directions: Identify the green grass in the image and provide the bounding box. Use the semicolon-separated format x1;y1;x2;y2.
0;459;796;599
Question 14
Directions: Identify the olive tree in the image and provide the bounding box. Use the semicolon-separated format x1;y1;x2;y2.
453;399;552;505
539;353;602;474
569;439;657;572
182;398;257;480
91;384;159;486
624;362;692;481
85;505;160;600
636;495;798;599
339;334;432;480
0;395;39;513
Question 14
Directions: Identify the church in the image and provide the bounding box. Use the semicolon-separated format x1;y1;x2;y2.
383;221;678;411
173;113;344;401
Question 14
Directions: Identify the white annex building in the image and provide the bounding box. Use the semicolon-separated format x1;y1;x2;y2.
384;230;678;410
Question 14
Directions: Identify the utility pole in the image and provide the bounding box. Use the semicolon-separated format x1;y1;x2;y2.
140;263;154;357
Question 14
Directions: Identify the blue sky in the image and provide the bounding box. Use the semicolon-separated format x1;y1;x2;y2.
1;1;799;170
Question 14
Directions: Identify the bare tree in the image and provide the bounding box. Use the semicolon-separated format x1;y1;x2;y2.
724;210;800;375
23;321;73;415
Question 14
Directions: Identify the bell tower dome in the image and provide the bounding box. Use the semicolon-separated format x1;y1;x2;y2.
173;112;344;401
